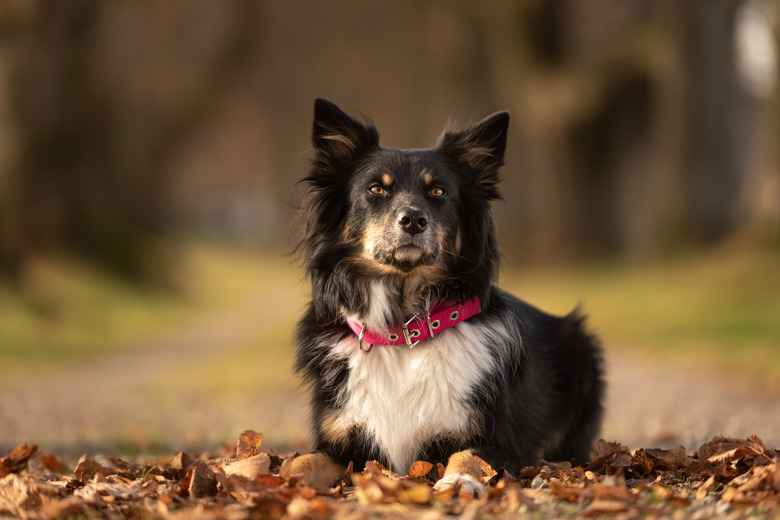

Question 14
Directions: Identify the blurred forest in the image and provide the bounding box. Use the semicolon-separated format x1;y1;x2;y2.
0;0;778;280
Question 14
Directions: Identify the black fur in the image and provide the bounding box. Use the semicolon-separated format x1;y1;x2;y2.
294;98;604;474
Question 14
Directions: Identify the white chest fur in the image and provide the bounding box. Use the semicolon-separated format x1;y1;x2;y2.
328;321;499;473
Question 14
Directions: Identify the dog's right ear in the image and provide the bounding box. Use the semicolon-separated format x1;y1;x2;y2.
312;99;379;165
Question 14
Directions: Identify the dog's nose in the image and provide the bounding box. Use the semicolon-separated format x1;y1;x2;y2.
398;208;429;235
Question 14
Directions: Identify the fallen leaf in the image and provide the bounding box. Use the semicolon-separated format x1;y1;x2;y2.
74;455;113;478
223;453;271;479
631;449;654;476
0;432;777;519
34;452;67;473
474;454;498;480
236;430;264;461
586;440;632;473
409;460;434;479
0;473;63;516
583;498;631;516
0;443;40;477
697;435;771;467
170;451;193;472
397;483;432;505
646;446;692;470
73;479;142;501
183;462;218;498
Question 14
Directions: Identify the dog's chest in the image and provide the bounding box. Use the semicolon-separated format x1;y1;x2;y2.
330;322;496;473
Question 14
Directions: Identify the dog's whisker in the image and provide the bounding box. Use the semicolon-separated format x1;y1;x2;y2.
440;247;468;261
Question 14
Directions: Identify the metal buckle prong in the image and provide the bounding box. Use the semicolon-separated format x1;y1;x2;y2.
426;314;435;338
402;314;420;348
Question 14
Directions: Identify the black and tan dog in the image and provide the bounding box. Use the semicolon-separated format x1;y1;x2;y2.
284;99;604;493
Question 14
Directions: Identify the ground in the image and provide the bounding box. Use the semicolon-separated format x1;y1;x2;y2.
1;248;779;517
1;278;778;457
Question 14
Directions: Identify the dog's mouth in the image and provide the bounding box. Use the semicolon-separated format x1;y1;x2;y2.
388;245;437;273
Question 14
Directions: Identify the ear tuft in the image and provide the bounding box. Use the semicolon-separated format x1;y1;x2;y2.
437;111;509;185
313;98;379;164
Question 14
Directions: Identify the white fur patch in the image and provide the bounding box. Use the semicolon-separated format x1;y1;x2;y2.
349;281;396;333
328;319;513;474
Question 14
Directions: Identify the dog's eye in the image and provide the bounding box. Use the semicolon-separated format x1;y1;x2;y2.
430;186;445;197
369;184;385;195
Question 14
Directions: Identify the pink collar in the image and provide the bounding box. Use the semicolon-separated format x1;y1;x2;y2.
345;296;481;352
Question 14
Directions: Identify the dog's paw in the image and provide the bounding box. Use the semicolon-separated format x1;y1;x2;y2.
279;453;345;489
433;473;486;497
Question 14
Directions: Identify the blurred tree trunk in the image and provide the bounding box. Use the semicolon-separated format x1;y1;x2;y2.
0;0;776;276
735;0;780;242
469;0;778;261
0;1;256;281
685;0;742;242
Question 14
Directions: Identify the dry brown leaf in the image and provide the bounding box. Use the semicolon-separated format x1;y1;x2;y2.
697;435;771;467
550;478;589;502
34;452;67;473
0;443;40;477
397;483;432;505
170;451;193;472
223;453;271;479
236;430;264;461
645;445;692;470
409;460;434;478
0;433;777;519
631;449;654;476
0;473;63;515
74;455;113;478
286;495;334;518
586;440;632;473
583;498;631;516
73;479;142;501
474;454;498;480
695;475;718;501
184;462;218;498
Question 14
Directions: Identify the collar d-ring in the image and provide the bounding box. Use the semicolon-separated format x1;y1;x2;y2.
358;323;372;353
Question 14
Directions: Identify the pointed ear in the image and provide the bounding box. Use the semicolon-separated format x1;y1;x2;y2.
312;98;379;164
437;111;509;186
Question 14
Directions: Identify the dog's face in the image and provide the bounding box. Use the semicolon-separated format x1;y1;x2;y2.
301;99;508;285
347;149;459;274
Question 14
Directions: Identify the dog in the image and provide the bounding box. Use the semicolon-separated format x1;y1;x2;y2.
284;98;604;493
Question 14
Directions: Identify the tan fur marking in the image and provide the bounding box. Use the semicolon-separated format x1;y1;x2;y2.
462;146;494;168
382;173;393;186
423;171;433;185
442;450;485;480
320;134;356;159
280;453;346;489
362;221;384;248
320;411;351;444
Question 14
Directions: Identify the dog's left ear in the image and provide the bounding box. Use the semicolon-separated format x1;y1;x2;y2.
437;111;509;190
312;98;379;166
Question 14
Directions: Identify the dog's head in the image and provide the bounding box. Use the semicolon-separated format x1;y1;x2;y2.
298;99;508;307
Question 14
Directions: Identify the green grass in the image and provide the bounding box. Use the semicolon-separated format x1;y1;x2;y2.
500;246;780;383
0;243;298;381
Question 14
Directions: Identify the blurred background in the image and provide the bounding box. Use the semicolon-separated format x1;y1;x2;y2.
0;0;778;459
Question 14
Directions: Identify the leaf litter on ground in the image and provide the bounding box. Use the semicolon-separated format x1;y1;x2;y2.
0;430;778;519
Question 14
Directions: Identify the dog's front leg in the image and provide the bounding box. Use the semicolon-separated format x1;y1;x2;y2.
280;452;346;489
432;450;487;496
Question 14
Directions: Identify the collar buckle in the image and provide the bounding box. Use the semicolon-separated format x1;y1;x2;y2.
402;313;421;348
344;296;481;353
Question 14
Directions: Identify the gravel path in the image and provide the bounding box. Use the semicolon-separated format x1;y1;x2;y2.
602;351;779;449
1;304;778;459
